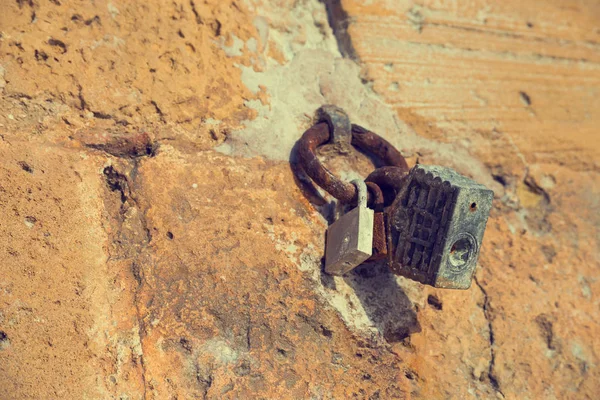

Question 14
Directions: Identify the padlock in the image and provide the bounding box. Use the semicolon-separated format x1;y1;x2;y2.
385;165;493;289
325;180;374;276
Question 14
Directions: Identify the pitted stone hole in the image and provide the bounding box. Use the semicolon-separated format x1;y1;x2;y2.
449;237;472;268
320;325;333;338
18;161;33;173
427;294;443;311
470;202;477;212
0;331;9;350
166;231;174;240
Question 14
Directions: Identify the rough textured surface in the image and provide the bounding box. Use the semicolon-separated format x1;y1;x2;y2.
0;0;256;146
337;0;600;173
0;141;138;399
0;0;599;399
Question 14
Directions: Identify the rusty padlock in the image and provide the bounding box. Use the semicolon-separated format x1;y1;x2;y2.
295;105;493;290
383;165;493;289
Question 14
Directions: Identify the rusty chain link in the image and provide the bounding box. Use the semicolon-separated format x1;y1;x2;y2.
296;106;409;206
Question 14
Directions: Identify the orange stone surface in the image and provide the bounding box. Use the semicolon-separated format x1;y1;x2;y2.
0;0;598;399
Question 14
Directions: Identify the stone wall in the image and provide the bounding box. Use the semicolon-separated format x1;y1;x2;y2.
1;0;598;399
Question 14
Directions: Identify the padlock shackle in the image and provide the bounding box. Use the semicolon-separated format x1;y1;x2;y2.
350;179;369;208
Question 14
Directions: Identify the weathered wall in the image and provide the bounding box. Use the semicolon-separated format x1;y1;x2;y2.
337;0;600;172
0;0;598;399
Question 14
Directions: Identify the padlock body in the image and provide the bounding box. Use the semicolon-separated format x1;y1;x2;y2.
325;206;374;276
386;165;493;289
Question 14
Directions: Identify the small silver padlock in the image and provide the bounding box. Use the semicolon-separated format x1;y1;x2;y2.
325;180;374;276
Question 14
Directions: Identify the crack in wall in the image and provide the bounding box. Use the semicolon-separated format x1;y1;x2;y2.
132;264;150;400
474;276;505;398
319;0;358;59
101;156;154;398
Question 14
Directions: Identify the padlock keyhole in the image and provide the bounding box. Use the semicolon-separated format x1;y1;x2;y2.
449;238;472;269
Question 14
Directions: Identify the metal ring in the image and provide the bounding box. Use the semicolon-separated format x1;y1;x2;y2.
365;166;408;207
296;122;409;204
365;181;384;212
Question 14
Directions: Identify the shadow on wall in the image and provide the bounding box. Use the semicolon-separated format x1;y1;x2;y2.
347;262;421;342
319;255;421;342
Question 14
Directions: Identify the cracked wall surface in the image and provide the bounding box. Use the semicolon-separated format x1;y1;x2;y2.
1;0;599;399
